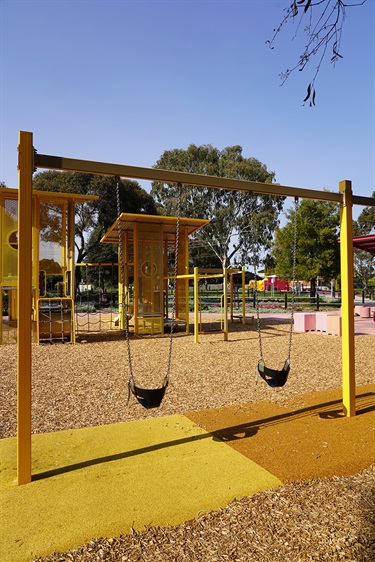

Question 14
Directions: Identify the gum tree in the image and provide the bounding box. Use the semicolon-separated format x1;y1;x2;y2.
273;199;340;296
151;144;285;270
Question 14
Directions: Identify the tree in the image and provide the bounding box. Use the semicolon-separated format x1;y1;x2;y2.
267;0;366;105
353;248;374;292
151;144;285;270
356;190;375;234
352;194;375;291
273;199;340;296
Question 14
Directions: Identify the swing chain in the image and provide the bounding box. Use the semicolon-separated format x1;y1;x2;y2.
287;196;299;361
250;195;298;371
116;177;134;381
249;199;264;365
166;182;182;380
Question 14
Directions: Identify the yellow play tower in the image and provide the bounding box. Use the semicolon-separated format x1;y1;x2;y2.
101;213;209;335
0;185;97;344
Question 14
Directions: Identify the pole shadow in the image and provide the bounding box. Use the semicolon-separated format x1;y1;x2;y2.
32;392;375;481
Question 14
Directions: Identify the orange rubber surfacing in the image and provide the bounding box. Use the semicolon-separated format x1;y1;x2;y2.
186;384;375;482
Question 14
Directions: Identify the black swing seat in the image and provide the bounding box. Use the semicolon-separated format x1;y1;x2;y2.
128;377;168;409
257;359;290;388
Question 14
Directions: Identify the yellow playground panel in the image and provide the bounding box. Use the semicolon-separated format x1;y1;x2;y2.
0;185;97;344
249;279;265;291
100;213;209;335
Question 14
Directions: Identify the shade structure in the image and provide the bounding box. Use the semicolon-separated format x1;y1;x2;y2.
352;234;375;255
100;213;210;245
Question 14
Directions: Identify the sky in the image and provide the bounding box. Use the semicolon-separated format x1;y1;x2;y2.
0;0;374;221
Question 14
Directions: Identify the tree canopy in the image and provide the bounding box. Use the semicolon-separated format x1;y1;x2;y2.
356;190;375;234
352;192;375;290
151;144;285;270
273;199;340;295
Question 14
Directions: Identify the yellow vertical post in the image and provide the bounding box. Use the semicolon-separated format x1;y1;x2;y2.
118;231;126;330
67;201;76;344
223;268;228;341
194;266;199;343
159;225;164;334
339;180;356;417
242;265;246;324
124;230;129;315
184;230;189;333
0;288;3;344
229;272;234;321
67;201;75;297
163;238;168;318
32;196;39;292
0;193;3;344
17;131;34;484
61;202;67;285
133;222;138;335
32;197;39;341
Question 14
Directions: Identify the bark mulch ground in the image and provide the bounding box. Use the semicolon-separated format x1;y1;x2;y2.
1;318;374;561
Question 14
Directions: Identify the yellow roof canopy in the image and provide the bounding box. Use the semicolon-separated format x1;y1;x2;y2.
0;186;98;204
101;213;210;244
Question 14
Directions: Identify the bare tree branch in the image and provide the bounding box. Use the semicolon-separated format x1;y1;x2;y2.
267;0;366;105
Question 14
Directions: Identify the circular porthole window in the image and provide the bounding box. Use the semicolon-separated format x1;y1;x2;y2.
141;260;157;278
8;231;18;250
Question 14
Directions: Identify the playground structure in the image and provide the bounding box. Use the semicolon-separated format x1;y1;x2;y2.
0;185;97;344
0;189;249;343
13;131;375;484
100;212;212;336
73;262;250;339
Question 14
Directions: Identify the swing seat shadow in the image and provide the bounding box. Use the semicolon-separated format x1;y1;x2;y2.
208;392;375;442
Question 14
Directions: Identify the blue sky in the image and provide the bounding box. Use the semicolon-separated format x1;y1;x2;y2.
1;0;374;220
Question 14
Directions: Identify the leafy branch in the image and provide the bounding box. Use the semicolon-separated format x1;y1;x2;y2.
267;0;366;106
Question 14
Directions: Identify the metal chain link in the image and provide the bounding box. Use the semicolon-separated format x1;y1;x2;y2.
250;196;299;369
287;196;299;362
165;183;182;382
116;177;134;381
249;199;264;364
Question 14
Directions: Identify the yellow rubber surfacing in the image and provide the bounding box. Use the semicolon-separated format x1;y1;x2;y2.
0;415;281;562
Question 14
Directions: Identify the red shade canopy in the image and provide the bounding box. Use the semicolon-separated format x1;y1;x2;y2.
352;234;375;255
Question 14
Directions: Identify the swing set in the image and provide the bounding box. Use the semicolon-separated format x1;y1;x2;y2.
16;131;375;484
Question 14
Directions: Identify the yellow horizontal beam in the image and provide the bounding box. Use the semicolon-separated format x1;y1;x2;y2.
33;189;99;203
165;274;194;280
0;186;98;204
37;297;73;302
34;153;347;204
75;263;119;267
165;273;225;280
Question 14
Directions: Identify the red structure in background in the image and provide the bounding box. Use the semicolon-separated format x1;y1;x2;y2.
352;234;375;255
263;276;290;291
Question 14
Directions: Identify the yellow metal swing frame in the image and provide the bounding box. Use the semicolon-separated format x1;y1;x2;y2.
15;130;375;484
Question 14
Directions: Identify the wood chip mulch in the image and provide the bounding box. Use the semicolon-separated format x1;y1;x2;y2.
1;318;374;561
33;466;375;562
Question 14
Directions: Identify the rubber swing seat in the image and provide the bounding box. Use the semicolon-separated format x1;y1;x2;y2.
257;359;290;388
128;378;168;409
